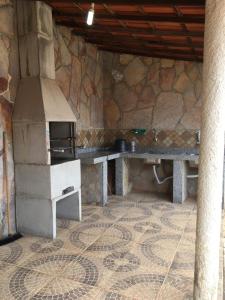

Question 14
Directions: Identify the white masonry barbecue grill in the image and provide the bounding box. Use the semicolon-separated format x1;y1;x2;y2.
12;1;81;238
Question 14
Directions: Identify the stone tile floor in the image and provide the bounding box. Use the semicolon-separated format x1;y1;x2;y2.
0;192;223;299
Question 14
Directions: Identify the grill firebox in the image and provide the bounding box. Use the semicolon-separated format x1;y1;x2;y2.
49;122;76;165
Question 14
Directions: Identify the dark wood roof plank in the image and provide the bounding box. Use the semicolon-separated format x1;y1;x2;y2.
38;0;206;61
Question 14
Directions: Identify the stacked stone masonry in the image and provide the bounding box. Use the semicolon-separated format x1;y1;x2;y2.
54;25;104;131
103;52;202;132
77;52;203;149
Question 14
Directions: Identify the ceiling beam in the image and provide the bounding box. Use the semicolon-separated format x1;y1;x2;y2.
54;12;205;24
93;44;199;57
88;41;195;52
92;41;201;55
41;0;205;6
98;46;203;62
87;40;203;52
73;30;203;48
66;23;204;38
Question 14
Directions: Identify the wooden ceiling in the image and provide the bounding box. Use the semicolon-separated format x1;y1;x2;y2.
42;0;205;62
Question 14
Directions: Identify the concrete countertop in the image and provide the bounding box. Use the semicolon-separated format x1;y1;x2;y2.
76;147;199;165
123;150;199;161
76;151;121;164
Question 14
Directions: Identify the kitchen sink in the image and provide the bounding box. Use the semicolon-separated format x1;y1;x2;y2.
144;158;161;165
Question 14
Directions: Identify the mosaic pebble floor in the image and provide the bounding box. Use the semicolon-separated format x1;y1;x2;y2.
0;192;223;300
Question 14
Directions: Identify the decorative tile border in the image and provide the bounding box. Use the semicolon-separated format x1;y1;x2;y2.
76;129;198;149
76;129;105;148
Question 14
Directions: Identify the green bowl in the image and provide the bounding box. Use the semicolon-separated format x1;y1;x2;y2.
131;128;147;136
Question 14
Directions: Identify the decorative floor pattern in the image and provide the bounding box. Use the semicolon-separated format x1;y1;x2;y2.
0;192;224;300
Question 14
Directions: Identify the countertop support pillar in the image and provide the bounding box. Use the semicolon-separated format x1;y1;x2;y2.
115;158;129;196
194;0;225;298
99;161;108;206
173;160;187;204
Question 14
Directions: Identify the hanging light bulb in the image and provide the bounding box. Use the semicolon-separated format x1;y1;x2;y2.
87;3;95;26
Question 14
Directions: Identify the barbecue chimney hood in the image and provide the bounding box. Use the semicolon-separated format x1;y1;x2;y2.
13;0;76;123
13;77;76;122
13;0;76;165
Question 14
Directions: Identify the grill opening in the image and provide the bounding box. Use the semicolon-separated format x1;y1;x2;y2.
49;122;76;165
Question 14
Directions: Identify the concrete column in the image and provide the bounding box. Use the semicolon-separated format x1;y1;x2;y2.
194;1;225;298
115;158;129;196
173;160;187;204
99;161;108;206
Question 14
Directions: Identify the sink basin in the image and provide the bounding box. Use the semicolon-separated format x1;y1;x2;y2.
144;158;161;165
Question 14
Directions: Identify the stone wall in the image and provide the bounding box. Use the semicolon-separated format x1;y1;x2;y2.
103;52;202;195
0;0;19;238
103;52;202;131
81;164;102;204
56;42;203;150
53;26;105;205
54;25;104;132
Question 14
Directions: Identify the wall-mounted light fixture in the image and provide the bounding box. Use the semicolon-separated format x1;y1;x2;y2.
87;3;95;26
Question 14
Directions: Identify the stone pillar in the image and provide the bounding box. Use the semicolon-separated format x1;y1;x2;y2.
17;0;55;79
194;1;225;298
115;158;129;196
99;161;108;206
173;160;187;204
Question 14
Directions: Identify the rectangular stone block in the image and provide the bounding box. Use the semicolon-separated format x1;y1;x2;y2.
99;161;108;206
173;160;187;204
115;158;129;196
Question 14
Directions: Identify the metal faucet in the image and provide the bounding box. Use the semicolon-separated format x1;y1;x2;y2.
196;130;201;145
152;128;158;143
